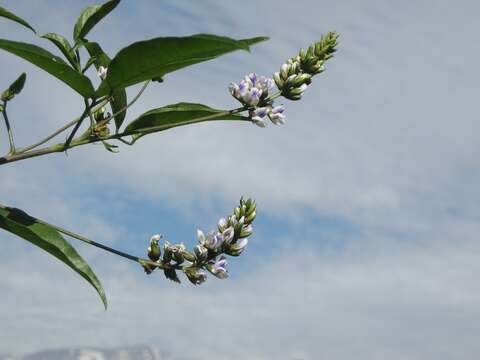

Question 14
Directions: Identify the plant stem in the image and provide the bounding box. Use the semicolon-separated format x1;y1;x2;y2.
1;101;16;154
29;213;178;271
0;107;249;165
96;80;151;129
16;98;110;154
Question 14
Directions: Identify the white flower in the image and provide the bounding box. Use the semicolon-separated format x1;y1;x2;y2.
229;238;248;256
97;66;108;80
207;255;229;279
218;217;228;231
150;234;162;243
194;244;208;262
198;229;223;251
222;226;235;245
268;105;286;125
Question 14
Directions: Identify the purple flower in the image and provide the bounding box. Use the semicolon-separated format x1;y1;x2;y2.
197;229;223;251
207;255;229;279
229;73;274;107
268;105;286;125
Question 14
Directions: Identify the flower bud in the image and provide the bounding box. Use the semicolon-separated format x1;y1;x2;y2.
245;210;256;223
239;224;253;238
218;217;228;232
184;266;207;285
147;234;162;261
194;244;208;263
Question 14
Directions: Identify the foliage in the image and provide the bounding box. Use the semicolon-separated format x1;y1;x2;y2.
0;0;338;308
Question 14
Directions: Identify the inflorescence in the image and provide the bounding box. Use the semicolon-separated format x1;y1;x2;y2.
229;31;339;127
142;197;256;285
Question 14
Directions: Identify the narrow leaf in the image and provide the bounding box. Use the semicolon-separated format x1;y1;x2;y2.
73;0;121;41
125;102;249;134
85;41;127;130
1;72;27;101
97;34;269;96
41;33;78;69
0;206;107;309
0;6;36;33
0;39;95;98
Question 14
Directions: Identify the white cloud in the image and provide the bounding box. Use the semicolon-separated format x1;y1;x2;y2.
2;226;480;360
1;0;480;358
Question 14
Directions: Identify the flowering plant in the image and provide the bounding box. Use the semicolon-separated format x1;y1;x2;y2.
0;0;338;308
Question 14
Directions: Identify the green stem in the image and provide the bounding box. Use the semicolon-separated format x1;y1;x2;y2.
2;101;16;154
16;98;110;154
96;80;151;129
0;106;249;165
31;214;178;271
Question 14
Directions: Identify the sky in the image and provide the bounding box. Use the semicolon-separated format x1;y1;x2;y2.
1;0;480;359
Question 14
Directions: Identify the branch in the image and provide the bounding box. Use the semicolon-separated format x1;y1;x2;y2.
1;101;16;154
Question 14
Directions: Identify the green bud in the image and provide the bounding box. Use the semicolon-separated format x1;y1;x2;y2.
299;48;307;61
163;242;173;262
246;201;256;216
1;90;13;102
240;204;247;216
245;210;256;223
273;72;284;89
147;234;162;261
234;216;245;232
234;206;241;219
1;73;26;102
182;250;196;263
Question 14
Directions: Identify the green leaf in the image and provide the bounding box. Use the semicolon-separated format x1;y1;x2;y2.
41;33;78;69
85;42;127;130
1;72;26;101
97;34;269;96
0;39;95;98
125;102;249;134
73;0;121;41
0;6;36;33
0;206;107;309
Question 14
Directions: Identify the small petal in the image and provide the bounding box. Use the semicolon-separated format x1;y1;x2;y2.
252;117;266;128
150;234;162;243
197;229;206;245
272;105;285;114
218;217;227;231
254;107;269;118
222;227;235;245
228;82;239;96
248;72;257;85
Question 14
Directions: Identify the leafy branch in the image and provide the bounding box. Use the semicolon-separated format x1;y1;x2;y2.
0;0;339;308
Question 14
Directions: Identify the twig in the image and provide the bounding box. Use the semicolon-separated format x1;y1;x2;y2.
1;101;16;154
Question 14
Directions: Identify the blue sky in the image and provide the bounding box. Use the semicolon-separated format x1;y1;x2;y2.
1;0;480;359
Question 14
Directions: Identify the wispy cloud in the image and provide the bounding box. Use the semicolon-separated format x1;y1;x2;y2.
1;0;479;358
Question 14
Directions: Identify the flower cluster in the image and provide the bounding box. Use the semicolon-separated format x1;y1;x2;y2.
229;73;286;127
142;197;257;285
274;32;339;100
